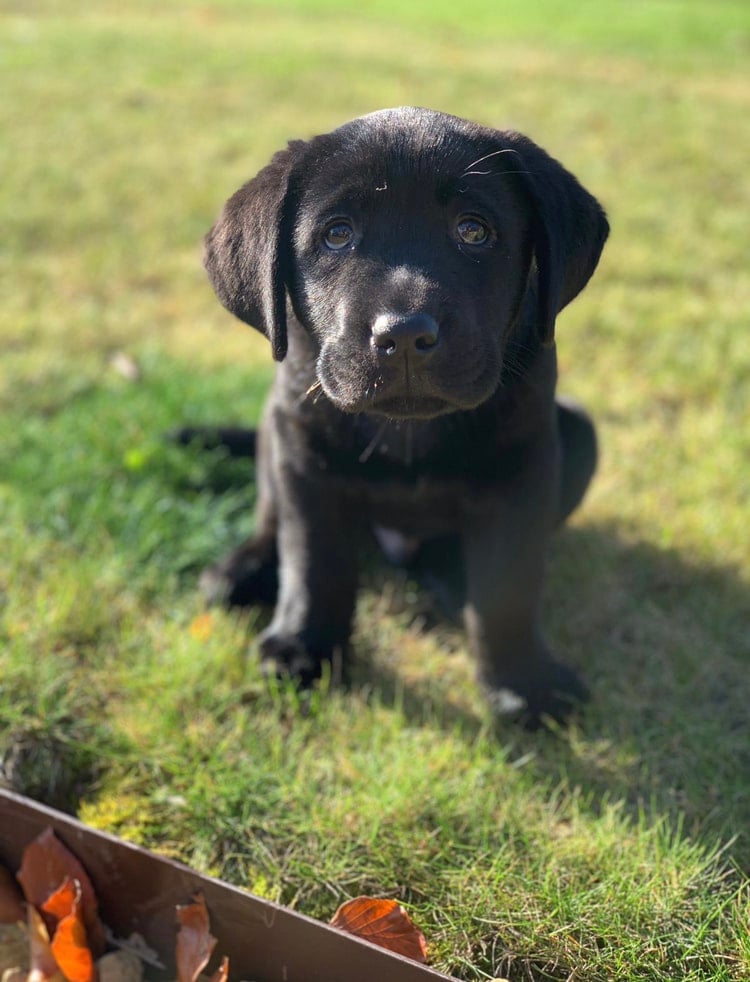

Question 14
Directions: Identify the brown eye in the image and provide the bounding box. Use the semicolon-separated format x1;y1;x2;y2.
323;221;354;250
456;217;490;245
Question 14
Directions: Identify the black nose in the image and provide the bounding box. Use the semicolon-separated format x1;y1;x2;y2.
371;313;440;356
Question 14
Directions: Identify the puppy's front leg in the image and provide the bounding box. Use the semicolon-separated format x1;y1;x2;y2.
258;464;359;686
462;490;588;726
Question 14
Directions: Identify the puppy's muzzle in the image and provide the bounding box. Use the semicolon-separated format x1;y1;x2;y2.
371;312;440;359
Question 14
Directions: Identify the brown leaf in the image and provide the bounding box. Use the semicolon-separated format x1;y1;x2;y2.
330;897;428;963
42;878;96;982
175;894;217;982
17;827;106;956
0;865;25;924
27;903;63;982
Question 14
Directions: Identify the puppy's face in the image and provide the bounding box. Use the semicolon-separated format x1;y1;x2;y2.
289;112;535;419
204;108;608;412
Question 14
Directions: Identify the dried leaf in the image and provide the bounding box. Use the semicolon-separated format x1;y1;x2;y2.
27;905;62;982
0;867;25;925
17;828;105;956
330;897;428;963
41;877;79;923
175;894;216;982
189;614;214;642
42;879;96;982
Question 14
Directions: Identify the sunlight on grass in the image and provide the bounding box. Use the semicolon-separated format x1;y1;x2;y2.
1;1;749;979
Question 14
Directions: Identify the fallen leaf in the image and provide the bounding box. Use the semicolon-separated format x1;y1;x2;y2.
17;828;106;956
40;877;79;924
27;904;63;982
42;879;96;982
175;894;217;982
330;897;428;963
189;613;214;642
0;866;25;924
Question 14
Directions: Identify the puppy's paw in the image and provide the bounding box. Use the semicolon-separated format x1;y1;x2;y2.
258;632;326;688
199;543;278;608
484;661;589;730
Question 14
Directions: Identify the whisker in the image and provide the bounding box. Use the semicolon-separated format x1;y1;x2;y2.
298;379;323;407
460;147;520;177
359;417;390;464
460;168;533;179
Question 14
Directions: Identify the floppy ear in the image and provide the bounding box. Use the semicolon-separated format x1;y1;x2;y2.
203;140;307;361
506;133;609;345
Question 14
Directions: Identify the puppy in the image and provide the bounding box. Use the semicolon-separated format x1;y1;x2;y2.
200;107;608;725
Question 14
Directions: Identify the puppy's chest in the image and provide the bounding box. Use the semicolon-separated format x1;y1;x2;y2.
310;417;532;535
315;416;489;482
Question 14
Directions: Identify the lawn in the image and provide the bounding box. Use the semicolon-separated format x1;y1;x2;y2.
1;1;749;979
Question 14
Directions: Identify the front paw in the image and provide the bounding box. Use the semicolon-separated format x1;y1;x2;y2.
483;660;589;729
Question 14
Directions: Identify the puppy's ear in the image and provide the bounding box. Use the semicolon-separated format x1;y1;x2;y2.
203;140;306;361
507;134;609;345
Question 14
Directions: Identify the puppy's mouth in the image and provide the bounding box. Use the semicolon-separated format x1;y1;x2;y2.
319;376;497;420
364;394;456;420
317;358;501;420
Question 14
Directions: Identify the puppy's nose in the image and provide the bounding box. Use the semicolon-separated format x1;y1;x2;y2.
371;313;440;356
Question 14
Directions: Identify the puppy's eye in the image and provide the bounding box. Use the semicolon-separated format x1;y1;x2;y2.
323;221;355;251
456;217;491;246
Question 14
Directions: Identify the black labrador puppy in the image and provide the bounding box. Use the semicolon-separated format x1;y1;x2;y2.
199;107;608;725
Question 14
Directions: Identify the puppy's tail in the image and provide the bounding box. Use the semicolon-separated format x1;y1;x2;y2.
171;425;257;457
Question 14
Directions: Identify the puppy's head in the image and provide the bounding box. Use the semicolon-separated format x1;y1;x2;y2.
205;108;608;419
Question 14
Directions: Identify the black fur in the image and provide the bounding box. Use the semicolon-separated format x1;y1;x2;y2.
200;107;608;726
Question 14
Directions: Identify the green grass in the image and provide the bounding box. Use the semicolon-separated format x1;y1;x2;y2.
1;1;749;979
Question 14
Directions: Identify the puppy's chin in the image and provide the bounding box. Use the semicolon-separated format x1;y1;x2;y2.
318;380;497;420
356;395;457;420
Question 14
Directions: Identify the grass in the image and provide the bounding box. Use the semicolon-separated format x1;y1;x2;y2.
1;0;749;978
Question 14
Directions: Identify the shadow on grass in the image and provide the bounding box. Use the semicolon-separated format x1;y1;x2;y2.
351;522;750;867
173;444;749;866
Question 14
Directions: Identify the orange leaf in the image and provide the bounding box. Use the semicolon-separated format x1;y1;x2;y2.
330;897;428;963
17;828;106;956
42;878;96;982
189;613;214;642
0;864;25;923
41;877;79;922
175;893;217;982
27;903;62;982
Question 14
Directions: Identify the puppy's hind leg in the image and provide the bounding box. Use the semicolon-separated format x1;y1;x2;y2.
556;397;598;527
199;527;278;608
199;424;279;608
